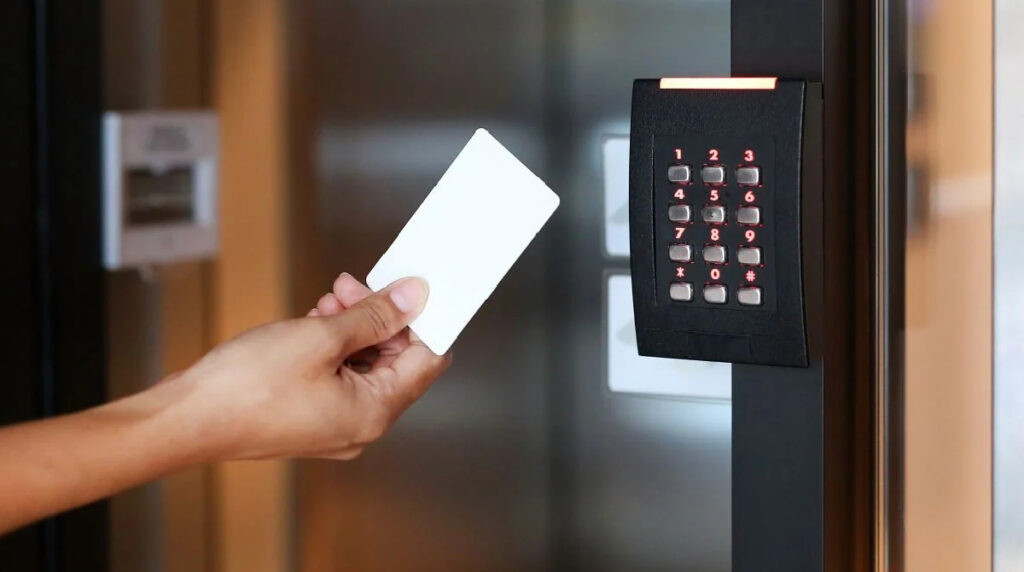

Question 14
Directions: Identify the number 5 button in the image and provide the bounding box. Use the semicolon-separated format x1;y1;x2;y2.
702;205;727;224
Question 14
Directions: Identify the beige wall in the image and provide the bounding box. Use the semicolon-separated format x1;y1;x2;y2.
212;0;293;570
903;0;993;569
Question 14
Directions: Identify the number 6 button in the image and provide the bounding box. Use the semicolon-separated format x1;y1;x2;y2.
736;206;761;225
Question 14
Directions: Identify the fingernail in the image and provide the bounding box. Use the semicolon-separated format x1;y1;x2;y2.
389;278;428;313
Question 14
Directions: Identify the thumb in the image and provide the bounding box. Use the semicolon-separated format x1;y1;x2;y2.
328;277;428;357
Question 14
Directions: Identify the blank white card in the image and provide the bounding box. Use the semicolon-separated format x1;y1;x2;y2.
366;129;560;355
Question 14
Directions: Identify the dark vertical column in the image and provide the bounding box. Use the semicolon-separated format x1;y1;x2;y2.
0;0;107;570
820;0;876;568
43;1;108;569
731;0;823;82
0;0;45;567
731;0;874;571
731;5;825;570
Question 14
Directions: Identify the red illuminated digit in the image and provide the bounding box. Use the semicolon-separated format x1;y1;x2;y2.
674;188;686;200
744;149;755;162
710;228;720;241
745;229;756;243
710;189;720;202
708;148;719;162
710;268;722;280
675;227;686;239
676;267;686;278
675;149;683;160
745;190;756;203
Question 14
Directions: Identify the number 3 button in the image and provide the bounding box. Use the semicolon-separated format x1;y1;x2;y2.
736;166;761;185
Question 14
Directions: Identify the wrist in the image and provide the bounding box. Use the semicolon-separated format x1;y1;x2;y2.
120;369;235;468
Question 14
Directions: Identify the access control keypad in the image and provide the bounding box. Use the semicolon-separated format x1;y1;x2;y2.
654;137;775;312
629;78;813;367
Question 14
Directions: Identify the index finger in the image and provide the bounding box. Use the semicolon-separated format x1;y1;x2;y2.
327;277;428;357
333;272;373;308
367;335;451;408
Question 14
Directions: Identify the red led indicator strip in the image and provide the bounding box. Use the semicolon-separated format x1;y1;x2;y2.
659;77;778;90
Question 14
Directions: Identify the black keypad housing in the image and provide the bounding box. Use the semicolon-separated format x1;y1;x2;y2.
629;79;818;367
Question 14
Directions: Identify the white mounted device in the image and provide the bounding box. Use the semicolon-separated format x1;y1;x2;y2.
103;111;219;269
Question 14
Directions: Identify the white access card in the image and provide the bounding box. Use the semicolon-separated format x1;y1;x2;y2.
366;128;560;355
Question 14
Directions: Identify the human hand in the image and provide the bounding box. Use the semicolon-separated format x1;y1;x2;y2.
179;274;451;461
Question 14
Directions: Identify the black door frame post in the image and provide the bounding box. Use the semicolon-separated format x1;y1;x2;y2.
731;0;878;570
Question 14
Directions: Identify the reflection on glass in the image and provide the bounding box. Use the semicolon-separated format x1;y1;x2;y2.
289;1;732;571
903;0;992;569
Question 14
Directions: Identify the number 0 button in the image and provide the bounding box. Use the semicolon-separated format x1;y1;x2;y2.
703;284;728;304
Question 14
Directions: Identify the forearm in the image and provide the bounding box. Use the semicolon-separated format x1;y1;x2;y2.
0;373;222;534
0;275;445;534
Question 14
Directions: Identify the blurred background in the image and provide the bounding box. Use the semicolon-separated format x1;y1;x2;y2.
101;1;733;571
88;0;1014;570
2;0;1017;569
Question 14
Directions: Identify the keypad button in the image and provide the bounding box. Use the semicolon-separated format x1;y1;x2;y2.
669;282;694;302
668;165;692;183
703;284;728;304
701;166;726;184
668;204;692;223
703;245;727;264
668;244;693;263
701;205;727;224
736;206;761;225
737;286;763;306
736;166;761;186
737;246;763;266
